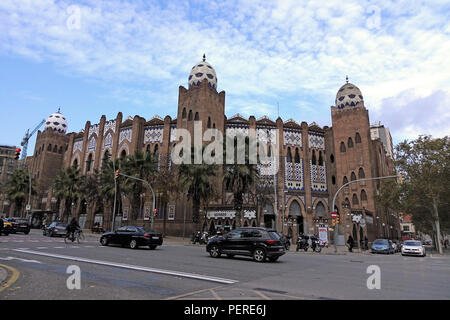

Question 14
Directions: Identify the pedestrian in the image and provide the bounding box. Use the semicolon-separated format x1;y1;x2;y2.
364;236;369;250
444;239;448;249
347;235;354;252
0;216;4;235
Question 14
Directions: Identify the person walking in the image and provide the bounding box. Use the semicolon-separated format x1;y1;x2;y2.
347;235;354;252
0;216;4;236
364;236;369;250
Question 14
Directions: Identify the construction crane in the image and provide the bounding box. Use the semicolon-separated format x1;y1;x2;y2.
21;119;45;160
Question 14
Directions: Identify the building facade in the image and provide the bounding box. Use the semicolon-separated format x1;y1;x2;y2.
22;57;400;245
0;145;19;215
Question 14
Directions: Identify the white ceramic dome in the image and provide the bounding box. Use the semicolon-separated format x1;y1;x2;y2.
335;78;364;109
45;109;68;133
188;55;217;89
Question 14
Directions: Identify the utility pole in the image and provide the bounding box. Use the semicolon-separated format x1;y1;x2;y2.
331;174;400;253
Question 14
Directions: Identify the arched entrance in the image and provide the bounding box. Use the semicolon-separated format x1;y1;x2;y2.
263;203;275;229
288;200;303;236
352;224;358;249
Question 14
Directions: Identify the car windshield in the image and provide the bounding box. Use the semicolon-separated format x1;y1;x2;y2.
268;231;281;240
404;241;421;246
373;239;388;245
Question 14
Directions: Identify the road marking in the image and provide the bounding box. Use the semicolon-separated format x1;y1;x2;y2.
253;290;271;300
0;263;20;293
36;247;48;249
166;285;226;300
0;256;41;264
13;249;239;285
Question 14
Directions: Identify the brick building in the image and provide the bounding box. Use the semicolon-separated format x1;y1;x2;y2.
23;57;400;245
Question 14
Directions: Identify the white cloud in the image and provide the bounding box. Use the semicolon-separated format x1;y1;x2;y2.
1;0;449;141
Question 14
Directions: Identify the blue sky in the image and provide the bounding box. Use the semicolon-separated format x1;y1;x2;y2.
1;0;450;154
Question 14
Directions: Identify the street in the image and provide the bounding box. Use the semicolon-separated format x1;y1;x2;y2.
1;230;449;300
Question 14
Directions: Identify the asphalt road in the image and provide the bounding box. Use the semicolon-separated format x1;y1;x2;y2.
1;230;449;300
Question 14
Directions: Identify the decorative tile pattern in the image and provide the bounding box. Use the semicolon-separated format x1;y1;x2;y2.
169;125;177;145
72;139;83;155
256;127;277;144
310;160;327;192
89;124;100;138
104;120;116;134
284;158;304;190
102;132;113;152
308;132;325;150
226;124;249;138
144;126;164;145
87;136;96;152
283;128;302;148
119;127;132;145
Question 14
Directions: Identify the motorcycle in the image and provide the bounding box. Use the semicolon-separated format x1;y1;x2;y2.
200;231;209;244
311;236;322;253
296;235;309;252
191;231;209;244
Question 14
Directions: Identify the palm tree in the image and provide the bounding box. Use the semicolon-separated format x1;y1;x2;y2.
52;166;83;222
178;162;218;229
120;151;159;221
6;168;34;216
100;158;125;227
223;136;259;227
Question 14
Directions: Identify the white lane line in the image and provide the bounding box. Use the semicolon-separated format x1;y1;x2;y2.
0;256;42;264
36;247;48;249
54;247;65;249
13;249;238;285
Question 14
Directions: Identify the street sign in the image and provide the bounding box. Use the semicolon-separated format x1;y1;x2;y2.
331;211;338;218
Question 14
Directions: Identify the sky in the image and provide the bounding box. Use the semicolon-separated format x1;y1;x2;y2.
1;0;449;155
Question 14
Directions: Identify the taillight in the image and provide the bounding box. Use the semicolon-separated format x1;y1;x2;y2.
144;234;150;238
266;240;277;245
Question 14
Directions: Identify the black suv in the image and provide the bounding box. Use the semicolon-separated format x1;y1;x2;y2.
206;227;285;262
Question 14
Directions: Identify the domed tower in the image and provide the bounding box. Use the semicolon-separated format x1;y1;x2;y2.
177;54;226;152
30;108;70;211
330;77;378;242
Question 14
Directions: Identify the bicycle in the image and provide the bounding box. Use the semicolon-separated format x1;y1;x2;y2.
64;229;84;244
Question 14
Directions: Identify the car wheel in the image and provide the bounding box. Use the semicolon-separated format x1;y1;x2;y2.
253;248;266;263
149;245;157;250
268;256;279;262
209;245;221;258
100;237;108;246
130;239;138;249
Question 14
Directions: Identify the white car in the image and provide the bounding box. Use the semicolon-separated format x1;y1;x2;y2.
401;240;426;257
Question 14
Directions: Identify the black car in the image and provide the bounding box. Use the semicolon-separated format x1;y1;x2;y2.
44;222;68;237
100;226;163;249
7;217;31;234
206;227;285;262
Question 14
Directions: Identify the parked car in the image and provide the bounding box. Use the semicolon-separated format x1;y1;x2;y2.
206;227;285;262
6;217;31;234
100;226;163;249
44;222;68;237
0;220;12;236
402;240;426;257
371;239;394;254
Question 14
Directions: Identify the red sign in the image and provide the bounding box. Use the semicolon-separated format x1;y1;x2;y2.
331;212;338;218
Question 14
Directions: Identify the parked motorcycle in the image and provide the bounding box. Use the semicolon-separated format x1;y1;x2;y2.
191;231;209;244
311;236;322;253
296;235;309;252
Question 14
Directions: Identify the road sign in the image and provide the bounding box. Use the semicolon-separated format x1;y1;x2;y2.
331;212;338;218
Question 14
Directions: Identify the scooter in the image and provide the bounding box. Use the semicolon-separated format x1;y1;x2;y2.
199;231;209;244
191;231;202;244
296;236;309;252
311;237;322;253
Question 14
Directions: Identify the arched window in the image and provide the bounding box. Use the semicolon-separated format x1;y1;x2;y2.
213;123;216;129
318;151;323;166
348;137;354;148
182;108;187;119
188;110;193;121
343;176;348;185
288;200;301;216
120;150;127;159
351;172;357;181
146;145;151;153
58;146;63;154
355;132;362;143
48;144;52;151
73;159;78;168
352;194;359;205
53;145;58;153
340;142;346;152
332;176;336;185
316;202;326;217
154;144;159;156
312;150;317;165
86;154;93;172
358;167;365;179
286;147;292;163
267;145;272;157
207;117;211;128
361;189;368;201
294;148;300;163
330;154;334;163
194;112;199;121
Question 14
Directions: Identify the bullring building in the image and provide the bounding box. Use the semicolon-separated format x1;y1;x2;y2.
25;56;400;246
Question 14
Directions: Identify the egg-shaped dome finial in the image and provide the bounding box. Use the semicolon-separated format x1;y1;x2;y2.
45;108;68;133
335;78;364;109
188;56;217;89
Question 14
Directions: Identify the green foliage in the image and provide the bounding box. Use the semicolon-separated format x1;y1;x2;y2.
52;166;83;220
5;168;35;215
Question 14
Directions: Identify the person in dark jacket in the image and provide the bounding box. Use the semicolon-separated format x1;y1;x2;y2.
0;216;4;235
66;217;80;240
347;235;354;252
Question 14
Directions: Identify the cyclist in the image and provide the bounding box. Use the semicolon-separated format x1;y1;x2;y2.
66;217;80;241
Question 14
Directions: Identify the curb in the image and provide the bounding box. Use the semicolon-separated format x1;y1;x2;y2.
0;266;7;284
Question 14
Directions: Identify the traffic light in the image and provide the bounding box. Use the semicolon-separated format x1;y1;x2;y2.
154;208;158;217
14;148;21;160
331;219;336;227
397;173;403;184
115;170;120;179
336;216;340;224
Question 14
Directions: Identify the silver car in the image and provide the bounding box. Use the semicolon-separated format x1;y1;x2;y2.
44;222;68;237
401;240;426;257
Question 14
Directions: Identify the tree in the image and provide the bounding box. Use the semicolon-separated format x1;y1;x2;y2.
99;159;125;228
52;166;83;222
395;135;450;254
5;168;35;216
